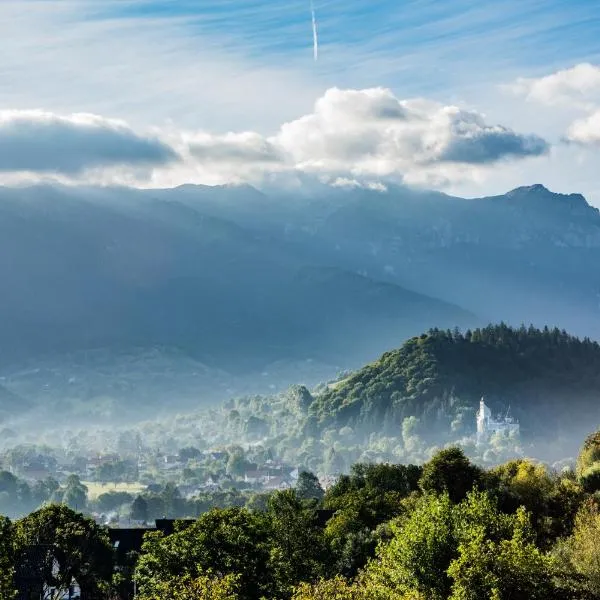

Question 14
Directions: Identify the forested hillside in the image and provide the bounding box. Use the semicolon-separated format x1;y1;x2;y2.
311;324;600;442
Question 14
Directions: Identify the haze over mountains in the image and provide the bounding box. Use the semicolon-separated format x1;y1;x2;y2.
0;181;598;417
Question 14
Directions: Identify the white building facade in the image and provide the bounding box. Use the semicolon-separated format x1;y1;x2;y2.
476;397;519;443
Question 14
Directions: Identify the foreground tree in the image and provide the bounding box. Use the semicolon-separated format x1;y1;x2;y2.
447;508;556;600
136;508;272;600
0;516;16;600
577;431;600;478
366;490;557;600
419;447;482;503
267;490;329;597
15;505;113;600
554;500;600;597
367;493;455;599
296;472;325;502
292;576;423;600
137;573;239;600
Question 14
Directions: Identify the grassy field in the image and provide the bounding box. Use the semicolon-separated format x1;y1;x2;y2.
82;481;146;499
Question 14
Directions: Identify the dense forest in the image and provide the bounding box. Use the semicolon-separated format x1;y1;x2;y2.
4;431;600;599
311;324;600;442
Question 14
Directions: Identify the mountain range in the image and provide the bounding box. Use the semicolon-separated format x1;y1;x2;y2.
0;181;598;415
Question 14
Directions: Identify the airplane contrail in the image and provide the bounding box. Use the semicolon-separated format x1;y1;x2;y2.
310;0;319;61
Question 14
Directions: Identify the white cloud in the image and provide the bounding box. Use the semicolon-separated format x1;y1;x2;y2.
565;109;600;146
509;63;600;108
275;87;548;181
0;88;549;188
187;132;283;165
0;111;178;175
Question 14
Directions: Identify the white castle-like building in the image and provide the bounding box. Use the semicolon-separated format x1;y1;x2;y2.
476;397;519;443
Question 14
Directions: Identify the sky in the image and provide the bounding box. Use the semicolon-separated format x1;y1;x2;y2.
1;0;600;204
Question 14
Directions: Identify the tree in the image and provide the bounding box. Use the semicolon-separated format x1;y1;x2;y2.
554;500;600;597
419;447;482;503
138;573;239;600
487;459;569;545
447;508;556;600
267;490;329;597
15;505;113;600
61;475;88;511
179;447;203;462
31;477;59;506
366;490;548;600
296;472;325;502
226;448;250;478
0;516;16;600
96;491;134;514
135;507;272;600
577;431;600;478
131;496;149;522
366;493;455;599
579;464;600;493
292;576;424;600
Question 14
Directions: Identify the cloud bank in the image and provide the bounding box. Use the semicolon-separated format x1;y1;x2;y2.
0;111;179;175
0;88;549;188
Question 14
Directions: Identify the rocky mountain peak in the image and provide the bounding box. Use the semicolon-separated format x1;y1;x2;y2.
504;184;591;213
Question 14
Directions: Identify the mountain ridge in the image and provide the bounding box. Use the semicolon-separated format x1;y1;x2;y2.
0;181;598;415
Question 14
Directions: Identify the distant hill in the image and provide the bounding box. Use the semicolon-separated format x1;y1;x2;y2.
0;184;471;415
310;324;600;444
0;181;599;415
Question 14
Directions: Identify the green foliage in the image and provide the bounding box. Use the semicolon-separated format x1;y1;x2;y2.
367;493;455;599
487;459;585;546
577;431;600;477
15;504;113;600
267;490;329;597
292;576;366;600
367;490;558;600
323;463;422;576
131;495;149;521
419;447;483;502
447;508;557;600
580;464;600;493
61;475;88;511
291;575;422;600
553;499;600;598
311;324;600;439
135;508;272;600
296;471;325;501
0;516;16;600
138;573;240;600
95;490;134;513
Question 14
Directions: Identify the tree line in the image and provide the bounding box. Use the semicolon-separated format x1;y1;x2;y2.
3;428;600;599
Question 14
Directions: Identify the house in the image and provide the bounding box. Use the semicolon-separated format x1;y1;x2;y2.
244;470;271;485
262;476;292;491
200;476;220;491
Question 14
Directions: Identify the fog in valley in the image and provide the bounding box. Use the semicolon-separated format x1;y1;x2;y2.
0;182;599;521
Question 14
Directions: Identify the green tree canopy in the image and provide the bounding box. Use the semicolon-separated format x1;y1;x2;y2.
15;505;113;600
296;471;325;502
136;507;272;600
419;447;483;503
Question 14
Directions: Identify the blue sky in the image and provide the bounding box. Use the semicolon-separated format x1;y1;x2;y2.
1;0;600;203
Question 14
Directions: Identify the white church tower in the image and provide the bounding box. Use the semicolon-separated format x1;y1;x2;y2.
476;396;519;443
